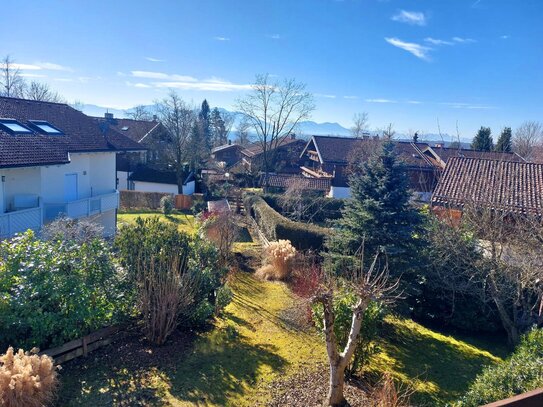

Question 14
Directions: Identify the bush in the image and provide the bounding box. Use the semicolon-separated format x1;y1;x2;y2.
115;217;228;338
0;347;58;407
200;211;240;263
0;231;129;350
160;195;174;215
244;194;329;250
263;193;346;223
41;217;103;243
120;190;172;210
312;284;384;377
215;285;233;314
458;327;543;406
256;240;297;280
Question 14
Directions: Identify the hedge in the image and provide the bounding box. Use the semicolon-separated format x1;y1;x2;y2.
262;193;346;223
244;194;329;251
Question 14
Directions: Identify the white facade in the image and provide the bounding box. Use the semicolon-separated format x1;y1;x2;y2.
0;152;119;239
132;180;195;195
328;186;351;199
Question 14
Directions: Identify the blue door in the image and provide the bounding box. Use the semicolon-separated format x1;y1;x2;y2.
64;173;78;202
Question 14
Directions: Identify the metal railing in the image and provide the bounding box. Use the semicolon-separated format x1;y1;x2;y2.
0;206;43;239
43;191;119;222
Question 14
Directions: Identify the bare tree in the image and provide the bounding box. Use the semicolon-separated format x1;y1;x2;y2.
382;123;396;139
236;74;315;175
313;250;398;406
513;121;543;161
126;104;153;121
235;115;252;146
69;100;85;112
155;91;195;193
25;81;65;103
350;112;369;138
0;55;26;97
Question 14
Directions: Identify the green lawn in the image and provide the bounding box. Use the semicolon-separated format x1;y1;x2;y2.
118;210;197;234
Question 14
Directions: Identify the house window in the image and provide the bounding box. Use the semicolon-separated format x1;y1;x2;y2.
28;120;64;135
0;119;33;134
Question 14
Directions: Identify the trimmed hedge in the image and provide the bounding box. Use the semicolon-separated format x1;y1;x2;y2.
244;194;329;250
262;193;346;223
120;190;173;210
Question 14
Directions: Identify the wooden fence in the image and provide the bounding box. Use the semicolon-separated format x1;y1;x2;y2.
39;325;121;364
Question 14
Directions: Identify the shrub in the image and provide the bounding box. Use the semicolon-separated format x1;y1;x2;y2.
200;211;240;263
160;195;174;215
0;347;58;407
120;190;172;210
256;240;297;280
458;327;543;406
215;285;233;314
369;373;413;407
116;217;228;338
263;193;346;223
41;216;103;243
312;284;384;377
0;231;129;350
244;194;328;250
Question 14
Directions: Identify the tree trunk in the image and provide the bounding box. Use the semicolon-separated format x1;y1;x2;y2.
488;273;520;345
326;362;348;407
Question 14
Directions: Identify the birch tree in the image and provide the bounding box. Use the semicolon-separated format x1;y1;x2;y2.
0;55;25;97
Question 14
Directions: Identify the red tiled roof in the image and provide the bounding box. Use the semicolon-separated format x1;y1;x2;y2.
0;97;143;168
261;174;331;191
432;157;543;216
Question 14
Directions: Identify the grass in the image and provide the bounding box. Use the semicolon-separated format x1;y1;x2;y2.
117;210;197;234
370;316;507;405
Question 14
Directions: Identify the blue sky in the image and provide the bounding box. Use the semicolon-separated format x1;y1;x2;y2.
1;0;541;138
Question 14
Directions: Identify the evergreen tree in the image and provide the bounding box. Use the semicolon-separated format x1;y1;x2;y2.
198;99;212;151
495;127;512;152
326;140;424;277
471;126;494;151
210;107;227;147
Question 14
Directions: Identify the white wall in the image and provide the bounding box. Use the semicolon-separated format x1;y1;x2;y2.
328;186;351;199
89;152;116;195
90;209;116;237
117;171;131;190
0;167;42;212
133;181;178;194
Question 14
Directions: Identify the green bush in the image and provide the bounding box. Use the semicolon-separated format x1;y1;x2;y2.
458;328;543;406
312;283;384;377
244;194;329;250
115;217;228;330
0;231;129;350
215;285;233;314
160;195;174;215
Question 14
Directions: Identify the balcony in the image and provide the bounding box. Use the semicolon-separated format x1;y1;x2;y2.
44;191;119;222
0;206;43;239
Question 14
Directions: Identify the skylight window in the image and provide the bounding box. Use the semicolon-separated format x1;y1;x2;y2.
28;120;63;135
121;126;129;131
0;119;33;134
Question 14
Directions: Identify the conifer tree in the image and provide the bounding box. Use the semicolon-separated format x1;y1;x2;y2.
326;140;424;277
471;126;494;151
495;127;512;152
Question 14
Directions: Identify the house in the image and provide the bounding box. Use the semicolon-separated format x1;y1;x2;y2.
300;135;438;199
93;113;167;190
128;166;196;195
211;142;243;168
240;135;307;174
421;145;525;169
0;97;144;239
431;157;543;221
260;173;331;194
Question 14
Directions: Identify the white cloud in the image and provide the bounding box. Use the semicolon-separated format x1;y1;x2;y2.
452;37;476;44
343;95;358;100
407;100;423;104
131;70;197;82
268;34;281;40
500;35;510;39
152;78;252;92
126;81;152;88
385;37;431;60
441;102;495;110
392;10;426;26
425;37;454;46
315;93;337;99
145;57;165;62
12;62;72;72
20;73;47;78
365;98;397;103
214;36;230;41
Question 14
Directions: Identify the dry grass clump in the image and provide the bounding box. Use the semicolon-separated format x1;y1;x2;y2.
256;239;297;280
0;347;58;407
369;373;413;407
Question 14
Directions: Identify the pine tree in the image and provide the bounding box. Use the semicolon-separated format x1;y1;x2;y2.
495;127;512;152
471;126;493;151
326;140;424;276
199;99;212;151
210;107;227;147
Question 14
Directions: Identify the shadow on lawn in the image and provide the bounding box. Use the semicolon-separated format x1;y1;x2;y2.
378;318;502;404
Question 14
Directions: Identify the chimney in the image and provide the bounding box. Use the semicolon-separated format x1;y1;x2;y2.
104;112;114;122
290;133;296;140
153;114;158;121
413;132;419;143
228;139;232;145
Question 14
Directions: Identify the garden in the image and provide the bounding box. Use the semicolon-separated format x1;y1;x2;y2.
1;142;543;406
